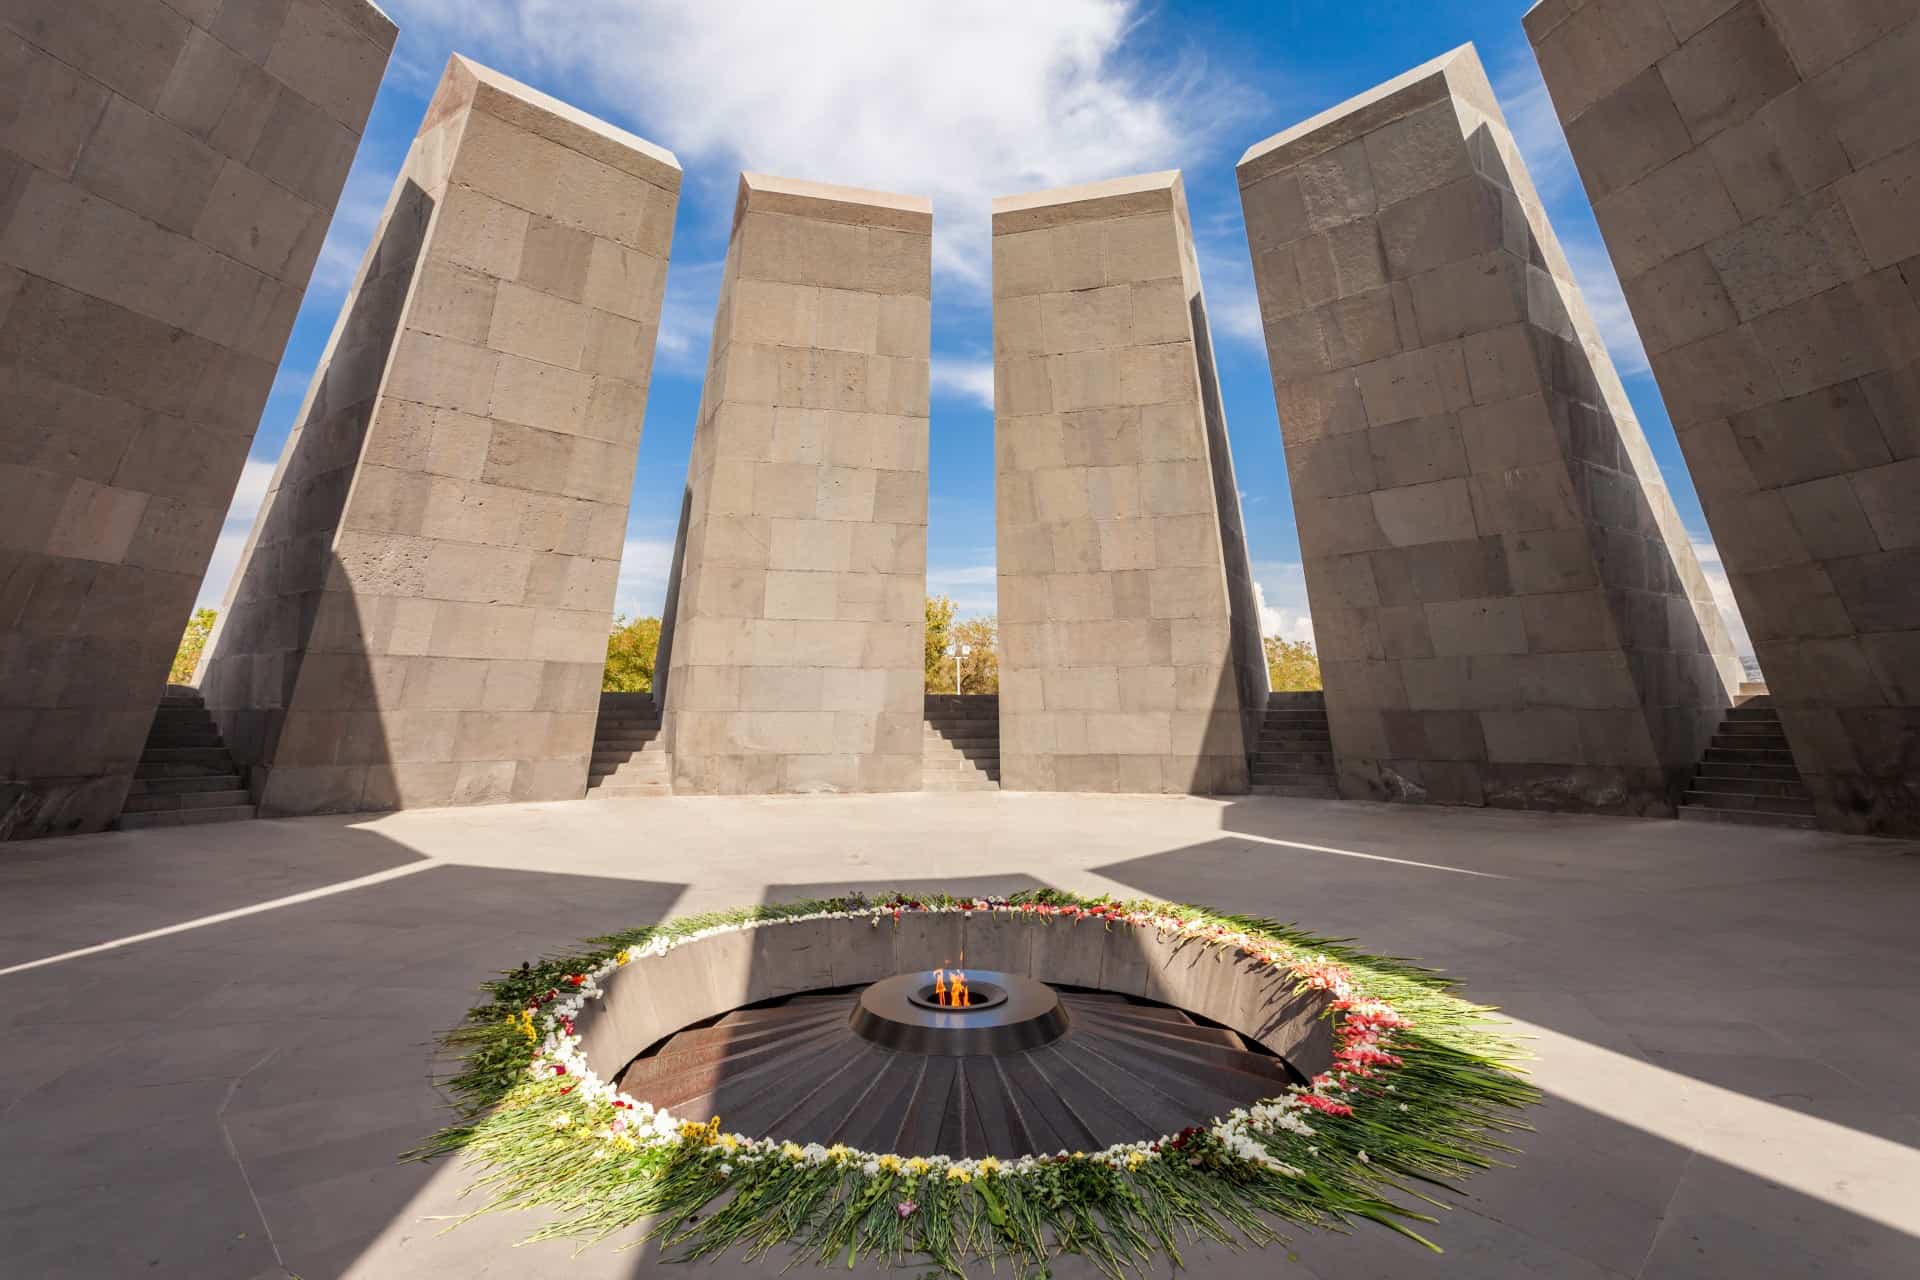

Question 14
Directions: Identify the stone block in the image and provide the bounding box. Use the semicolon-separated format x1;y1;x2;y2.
1241;45;1738;815
1531;5;1920;831
665;175;928;794
992;182;1258;795
196;58;678;819
0;0;392;838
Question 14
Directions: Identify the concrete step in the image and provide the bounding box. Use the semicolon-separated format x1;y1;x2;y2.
596;720;661;732
158;686;205;707
1695;761;1801;781
1265;692;1326;705
591;747;666;766
1251;750;1333;766
925;754;998;770
921;775;999;791
133;760;238;779
138;747;236;767
122;789;253;814
1252;771;1336;788
1717;721;1788;738
127;774;243;795
1704;746;1797;765
117;805;256;830
1683;789;1816;815
145;733;223;749
1251;782;1339;798
1688;774;1809;799
594;732;661;747
1678;804;1813;829
589;758;670;778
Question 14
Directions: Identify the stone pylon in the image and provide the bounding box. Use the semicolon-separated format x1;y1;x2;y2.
0;0;395;837
197;56;679;815
1525;2;1920;834
1237;45;1740;813
659;174;931;794
992;172;1267;794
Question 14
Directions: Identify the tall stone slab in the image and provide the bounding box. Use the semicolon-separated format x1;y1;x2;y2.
993;172;1266;795
0;0;395;837
1525;2;1920;834
660;174;930;794
1238;47;1740;813
197;57;679;815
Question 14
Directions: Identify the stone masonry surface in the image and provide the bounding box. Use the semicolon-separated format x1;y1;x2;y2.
1237;45;1741;814
197;55;679;817
660;174;931;794
1526;0;1920;835
993;172;1267;795
0;0;396;837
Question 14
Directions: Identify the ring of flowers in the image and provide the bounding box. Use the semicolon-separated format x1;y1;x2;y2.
425;890;1536;1274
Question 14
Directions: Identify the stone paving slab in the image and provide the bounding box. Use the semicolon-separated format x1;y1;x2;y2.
0;792;1915;1277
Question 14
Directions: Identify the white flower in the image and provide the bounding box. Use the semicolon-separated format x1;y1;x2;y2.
718;1162;733;1176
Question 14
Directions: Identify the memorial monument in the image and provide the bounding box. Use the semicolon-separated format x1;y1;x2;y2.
0;0;395;835
196;56;680;815
658;174;932;794
992;172;1267;794
1237;46;1741;812
1526;1;1920;834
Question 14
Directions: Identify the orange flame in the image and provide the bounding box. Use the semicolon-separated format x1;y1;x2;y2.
932;962;970;1007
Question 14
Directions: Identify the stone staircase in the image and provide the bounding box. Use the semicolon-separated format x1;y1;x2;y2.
1248;692;1339;798
924;695;998;791
116;686;257;830
587;692;671;796
1677;683;1816;829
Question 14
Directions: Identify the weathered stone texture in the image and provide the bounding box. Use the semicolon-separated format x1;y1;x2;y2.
659;174;931;794
197;57;678;816
1528;0;1920;834
993;172;1266;794
1239;46;1740;814
0;0;394;837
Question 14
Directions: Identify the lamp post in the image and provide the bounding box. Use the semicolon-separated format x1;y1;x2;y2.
950;642;970;695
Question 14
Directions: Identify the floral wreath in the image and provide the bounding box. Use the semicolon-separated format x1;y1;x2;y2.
421;890;1536;1275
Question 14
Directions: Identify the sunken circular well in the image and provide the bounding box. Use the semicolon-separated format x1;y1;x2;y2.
573;912;1335;1159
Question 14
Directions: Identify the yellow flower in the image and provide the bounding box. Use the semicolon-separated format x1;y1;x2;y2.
976;1157;1002;1176
782;1142;804;1161
1126;1152;1147;1170
718;1133;739;1153
679;1117;723;1147
945;1167;972;1183
826;1143;851;1162
905;1157;930;1175
878;1154;902;1173
615;949;632;966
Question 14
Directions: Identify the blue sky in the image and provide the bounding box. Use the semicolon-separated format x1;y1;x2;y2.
203;0;1753;657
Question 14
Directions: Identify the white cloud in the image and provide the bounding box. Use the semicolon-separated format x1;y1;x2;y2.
1252;563;1313;645
613;537;679;618
928;563;998;617
195;458;278;610
1691;539;1756;661
930;358;995;409
383;0;1241;288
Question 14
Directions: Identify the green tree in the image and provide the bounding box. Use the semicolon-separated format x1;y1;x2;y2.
924;595;957;693
953;615;999;694
1265;636;1323;692
604;615;662;693
170;608;216;685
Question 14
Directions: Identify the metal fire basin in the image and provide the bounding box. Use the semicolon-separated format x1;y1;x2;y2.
850;969;1069;1056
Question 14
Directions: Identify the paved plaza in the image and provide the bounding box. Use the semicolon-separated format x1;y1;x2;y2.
2;792;1915;1278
